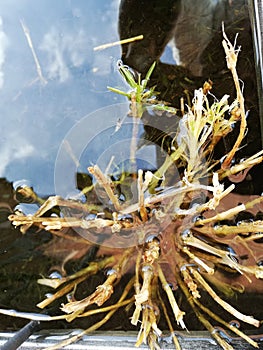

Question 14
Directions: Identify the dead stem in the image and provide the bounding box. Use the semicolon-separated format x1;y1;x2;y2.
219;150;263;180
157;265;186;329
37;257;115;309
39;257;115;289
182;247;214;275
221;27;246;170
61;247;134;320
132;263;154;327
195;204;246;225
175;270;235;350
44;277;135;350
196;196;263;226
181;264;256;347
190;268;260;327
37;275;87;309
132;238;162;347
181;230;236;264
135;297;162;348
10;194;101;233
131;249;143;325
121;182;216;215
194;299;259;348
10;213;116;231
88;165;121;211
181;267;201;299
137;169;148;221
79;297;134;317
157;289;182;350
197;221;263;235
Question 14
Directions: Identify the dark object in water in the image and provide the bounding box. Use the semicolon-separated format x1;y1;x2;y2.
1;320;41;350
118;0;263;194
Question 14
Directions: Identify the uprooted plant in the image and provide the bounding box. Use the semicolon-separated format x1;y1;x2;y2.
1;31;263;350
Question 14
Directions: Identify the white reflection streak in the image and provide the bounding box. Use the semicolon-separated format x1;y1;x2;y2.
20;19;47;86
0;17;8;89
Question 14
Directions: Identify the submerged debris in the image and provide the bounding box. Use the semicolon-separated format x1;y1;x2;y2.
2;32;263;350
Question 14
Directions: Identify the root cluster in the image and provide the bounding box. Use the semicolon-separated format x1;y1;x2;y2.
2;31;263;350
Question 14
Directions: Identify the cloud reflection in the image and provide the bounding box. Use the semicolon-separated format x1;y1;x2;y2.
0;0;123;194
40;27;87;82
0;135;34;176
0;16;8;89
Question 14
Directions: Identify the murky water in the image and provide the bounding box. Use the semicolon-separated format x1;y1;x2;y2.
0;0;263;343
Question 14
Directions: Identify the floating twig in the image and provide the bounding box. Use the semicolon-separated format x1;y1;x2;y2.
93;34;143;51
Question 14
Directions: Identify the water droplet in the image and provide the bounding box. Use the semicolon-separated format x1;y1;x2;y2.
226;247;239;263
226;246;236;256
13;179;32;191
229;320;240;328
192;215;205;225
167;282;176;291
119;193;126;202
236;219;253;226
45;293;54;299
49;271;62;279
141;265;153;273
145;234;160;244
66;292;75;303
213;327;232;342
65;191;84;202
105;268;118;276
117;214;133;222
189;194;206;208
220;156;236;166
181;229;192;240
213;224;220;230
85;213;97;221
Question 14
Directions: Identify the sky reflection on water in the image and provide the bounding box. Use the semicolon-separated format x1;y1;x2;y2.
0;0;130;194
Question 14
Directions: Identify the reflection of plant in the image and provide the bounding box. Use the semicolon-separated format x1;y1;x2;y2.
108;60;157;105
108;61;159;167
2;32;263;350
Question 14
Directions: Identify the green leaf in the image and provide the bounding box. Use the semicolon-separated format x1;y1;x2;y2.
119;65;137;88
107;86;131;98
142;62;156;90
